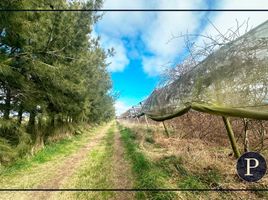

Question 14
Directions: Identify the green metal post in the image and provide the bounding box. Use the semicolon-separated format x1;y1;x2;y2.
222;116;241;158
162;121;170;138
145;114;149;128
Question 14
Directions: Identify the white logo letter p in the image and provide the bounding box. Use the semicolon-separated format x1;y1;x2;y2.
245;158;259;176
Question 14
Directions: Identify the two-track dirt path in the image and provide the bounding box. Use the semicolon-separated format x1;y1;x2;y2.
111;126;134;200
30;125;109;200
0;123;134;200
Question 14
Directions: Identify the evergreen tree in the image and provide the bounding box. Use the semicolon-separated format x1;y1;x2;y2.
0;0;115;159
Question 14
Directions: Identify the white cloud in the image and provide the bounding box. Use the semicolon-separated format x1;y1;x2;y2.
114;100;131;116
92;28;129;72
221;0;268;9
197;0;268;48
142;56;169;76
106;39;129;72
97;0;209;76
99;0;154;37
140;0;207;76
96;0;268;76
96;0;154;72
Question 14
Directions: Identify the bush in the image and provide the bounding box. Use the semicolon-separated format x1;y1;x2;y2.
0;120;32;164
0;137;17;164
0;120;21;145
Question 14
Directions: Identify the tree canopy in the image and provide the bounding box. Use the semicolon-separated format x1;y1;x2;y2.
0;0;115;161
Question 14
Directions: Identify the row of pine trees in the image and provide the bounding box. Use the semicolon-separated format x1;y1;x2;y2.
0;0;115;163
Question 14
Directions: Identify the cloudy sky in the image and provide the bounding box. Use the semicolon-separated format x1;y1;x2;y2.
94;0;268;116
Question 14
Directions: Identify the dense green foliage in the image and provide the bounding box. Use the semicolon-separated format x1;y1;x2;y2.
0;0;115;163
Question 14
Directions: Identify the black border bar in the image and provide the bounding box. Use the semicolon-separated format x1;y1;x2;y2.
0;188;268;192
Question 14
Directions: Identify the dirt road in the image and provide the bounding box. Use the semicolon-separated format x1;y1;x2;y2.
0;123;134;200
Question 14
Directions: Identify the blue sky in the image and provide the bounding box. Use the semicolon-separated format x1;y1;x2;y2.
94;0;268;115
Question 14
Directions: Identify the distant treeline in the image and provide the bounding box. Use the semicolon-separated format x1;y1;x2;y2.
0;0;115;163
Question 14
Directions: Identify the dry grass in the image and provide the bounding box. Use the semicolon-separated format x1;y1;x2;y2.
120;120;268;200
53;123;135;200
0;123;110;200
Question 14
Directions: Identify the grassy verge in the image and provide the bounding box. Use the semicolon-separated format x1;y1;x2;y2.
155;155;228;199
1;135;81;175
119;124;236;200
119;125;176;200
120;122;264;200
61;125;116;200
0;125;102;188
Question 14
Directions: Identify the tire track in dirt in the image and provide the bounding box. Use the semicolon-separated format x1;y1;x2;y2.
111;126;134;200
28;124;111;200
1;123;135;200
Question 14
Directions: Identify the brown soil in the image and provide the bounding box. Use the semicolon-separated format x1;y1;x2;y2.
0;124;136;200
29;125;110;200
111;127;134;200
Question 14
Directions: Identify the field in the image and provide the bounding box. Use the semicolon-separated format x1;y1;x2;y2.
0;120;267;200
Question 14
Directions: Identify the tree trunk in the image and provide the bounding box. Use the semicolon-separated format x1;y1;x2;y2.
31;131;45;155
18;105;23;124
34;116;45;152
50;114;55;128
27;110;36;133
3;87;11;120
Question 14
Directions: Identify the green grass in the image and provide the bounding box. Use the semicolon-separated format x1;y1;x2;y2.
67;126;116;200
119;125;176;200
118;124;230;200
0;126;96;177
0;125;105;191
156;155;188;177
155;153;224;199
